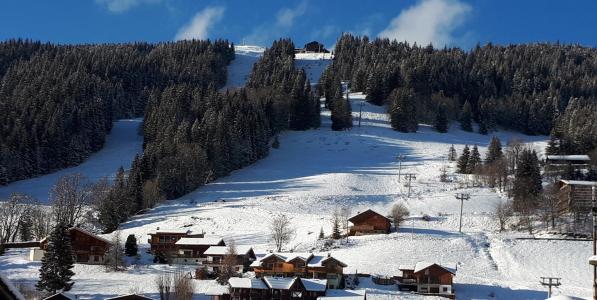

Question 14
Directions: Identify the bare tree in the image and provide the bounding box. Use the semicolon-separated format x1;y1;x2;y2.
270;215;295;252
173;271;195;300
104;231;126;271
143;179;164;209
30;205;53;240
494;200;513;232
217;240;239;285
155;273;172;300
50;173;93;226
539;183;561;230
0;193;34;243
390;203;410;230
340;206;352;234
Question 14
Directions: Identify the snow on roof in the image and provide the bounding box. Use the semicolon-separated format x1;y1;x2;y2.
104;295;153;300
260;252;313;263
228;277;268;289
263;276;296;290
307;254;347;267
546;155;590;161
205;285;229;296
319;289;366;300
0;273;26;300
398;264;414;270
40;227;112;246
546;295;582;300
302;278;327;292
414;261;456;274
148;229;192;235
175;237;223;246
204;245;253;256
560;180;597;186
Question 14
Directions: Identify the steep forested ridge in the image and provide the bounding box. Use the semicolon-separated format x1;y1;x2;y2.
321;34;597;153
0;39;234;185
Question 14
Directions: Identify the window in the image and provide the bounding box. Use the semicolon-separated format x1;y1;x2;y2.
443;287;449;292
94;255;99;262
291;291;302;298
267;263;274;269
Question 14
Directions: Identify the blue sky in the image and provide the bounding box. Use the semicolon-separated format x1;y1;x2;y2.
1;0;596;49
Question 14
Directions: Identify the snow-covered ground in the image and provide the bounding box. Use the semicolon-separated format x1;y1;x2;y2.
0;48;591;300
0;119;143;203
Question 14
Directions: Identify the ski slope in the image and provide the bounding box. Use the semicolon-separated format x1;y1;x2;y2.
1;47;591;300
0;119;143;203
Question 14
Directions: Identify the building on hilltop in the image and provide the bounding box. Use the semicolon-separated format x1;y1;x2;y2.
397;262;456;298
348;209;391;235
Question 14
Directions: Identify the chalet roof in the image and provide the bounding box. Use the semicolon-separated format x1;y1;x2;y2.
319;289;366;300
560;180;597;186
175;236;223;246
228;277;268;289
398;264;415;270
414;261;456;275
204;284;229;296
301;278;327;292
546;155;590;161
307;254;348;268
260;252;313;263
263;276;296;290
42;293;76;300
0;274;25;300
204;245;253;256
348;209;390;223
105;295;154;300
40;227;112;245
147;229;193;235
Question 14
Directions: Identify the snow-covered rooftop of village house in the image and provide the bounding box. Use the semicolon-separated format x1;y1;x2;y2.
258;252;313;263
307;254;347;267
546;155;591;161
414;262;456;274
560;180;597;186
319;289;366;300
147;228;192;235
204;245;253;256
228;277;268;289
399;264;415;270
302;278;327;292
174;236;223;246
263;276;296;290
204;284;230;296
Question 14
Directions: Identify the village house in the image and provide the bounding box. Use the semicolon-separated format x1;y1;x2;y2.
295;41;329;53
228;277;270;300
105;295;154;300
545;155;593;177
203;245;256;274
251;252;346;289
173;236;225;265
397;262;456;298
147;228;204;257
557;179;597;214
348;209;391;235
34;227;112;264
226;276;327;300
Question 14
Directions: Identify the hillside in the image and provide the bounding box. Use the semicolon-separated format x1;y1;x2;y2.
0;47;591;300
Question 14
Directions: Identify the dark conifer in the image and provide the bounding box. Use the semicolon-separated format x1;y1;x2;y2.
459;101;473;132
434;103;448;133
37;223;75;293
457;145;470;173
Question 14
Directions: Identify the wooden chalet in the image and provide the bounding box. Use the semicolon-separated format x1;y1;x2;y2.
42;293;76;300
228;277;270;300
203;245;256;273
38;227;112;264
546;155;591;165
251;252;346;289
398;262;456;298
147;228;204;256
0;274;25;300
173;236;225;264
348;209;391;235
557;180;597;214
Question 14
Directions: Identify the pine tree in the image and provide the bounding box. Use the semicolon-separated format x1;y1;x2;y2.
332;215;341;239
318;227;324;240
37;223;75;293
448;145;457;161
467;145;481;173
545;136;560;155
330;82;353;131
457;145;470;173
124;234;138;257
434;103;448;133
389;88;418;132
512;149;542;211
459;101;473;132
486;136;503;164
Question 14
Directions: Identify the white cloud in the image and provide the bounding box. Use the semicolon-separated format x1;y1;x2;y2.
243;0;308;46
96;0;162;13
174;6;225;41
378;0;471;47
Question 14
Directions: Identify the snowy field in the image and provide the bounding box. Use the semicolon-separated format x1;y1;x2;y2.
0;47;592;300
0;119;143;203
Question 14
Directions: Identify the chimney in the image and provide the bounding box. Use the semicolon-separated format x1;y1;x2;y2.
327;253;331;257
